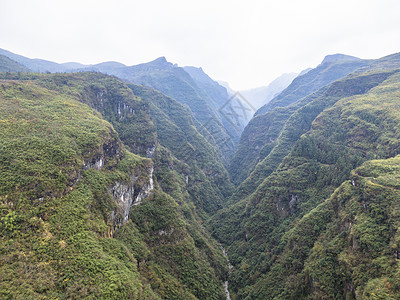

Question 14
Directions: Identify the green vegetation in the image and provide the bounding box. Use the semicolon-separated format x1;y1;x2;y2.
212;69;400;299
228;106;295;185
129;84;234;215
230;70;396;200
3;48;400;300
183;66;244;148
1;72;233;214
255;54;368;116
0;76;227;299
0;55;31;73
231;52;400;188
107;57;236;163
0;80;151;299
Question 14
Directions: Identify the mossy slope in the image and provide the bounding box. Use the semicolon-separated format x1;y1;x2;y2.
0;76;227;299
212;70;400;299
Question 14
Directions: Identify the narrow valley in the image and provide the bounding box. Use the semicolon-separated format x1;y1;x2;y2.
2;48;400;300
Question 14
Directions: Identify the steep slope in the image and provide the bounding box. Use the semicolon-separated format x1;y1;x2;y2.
230;53;400;186
299;155;400;299
255;54;367;116
0;74;229;299
228;106;295;185
228;54;366;185
211;69;400;299
15;72;233;215
240;72;298;110
183;67;229;108
183;66;247;146
0;49;242;161
128;83;234;215
83;57;236;162
0;55;31;72
217;81;236;95
256;54;369;115
0;79;156;298
0;48;85;73
229;70;395;192
31;72;157;156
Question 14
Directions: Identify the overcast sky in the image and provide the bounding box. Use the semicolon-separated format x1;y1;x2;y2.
1;0;400;90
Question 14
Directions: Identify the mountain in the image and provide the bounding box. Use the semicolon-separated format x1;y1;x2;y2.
182;66;230;108
183;66;251;146
60;62;87;69
0;55;31;72
0;72;231;299
217;80;235;95
298;67;312;76
320;53;361;64
128;83;234;215
4;47;400;299
255;54;368;116
228;53;400;186
0;76;158;298
0;48;122;73
211;53;400;299
240;72;298;110
0;49;244;162
103;57;238;162
0;49;253;165
73;61;127;75
0;48;81;73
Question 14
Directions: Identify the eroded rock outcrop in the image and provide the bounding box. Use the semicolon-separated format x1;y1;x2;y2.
83;129;123;170
109;163;154;230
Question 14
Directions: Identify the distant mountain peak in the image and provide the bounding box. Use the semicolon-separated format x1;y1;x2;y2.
378;52;400;61
183;66;215;84
321;53;360;65
94;61;126;68
153;56;168;63
298;67;312;76
140;56;173;69
183;66;206;76
127;56;173;72
184;66;202;71
239;72;298;110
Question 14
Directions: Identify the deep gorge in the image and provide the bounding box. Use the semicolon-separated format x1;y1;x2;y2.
2;49;400;299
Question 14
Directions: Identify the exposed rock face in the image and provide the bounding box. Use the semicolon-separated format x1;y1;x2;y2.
109;164;154;230
117;101;136;119
83;156;104;170
146;145;156;158
109;180;135;223
289;194;300;210
222;246;233;300
81;126;154;231
158;228;174;236
92;88;136;121
83;131;123;170
133;166;154;206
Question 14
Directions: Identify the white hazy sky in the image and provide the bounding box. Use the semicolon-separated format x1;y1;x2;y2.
1;0;400;90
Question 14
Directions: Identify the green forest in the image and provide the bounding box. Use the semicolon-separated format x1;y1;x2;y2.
1;49;400;300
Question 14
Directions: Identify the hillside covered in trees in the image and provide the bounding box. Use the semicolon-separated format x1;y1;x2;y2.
0;71;230;299
212;54;400;299
1;49;400;300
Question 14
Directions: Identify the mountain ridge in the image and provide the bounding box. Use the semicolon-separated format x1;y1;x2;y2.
0;48;241;162
212;55;400;299
0;71;230;299
239;72;298;110
229;52;400;186
3;48;400;299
